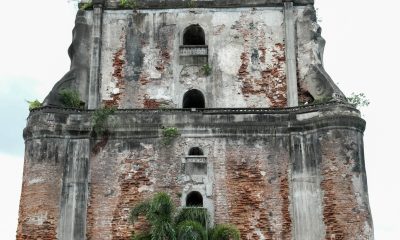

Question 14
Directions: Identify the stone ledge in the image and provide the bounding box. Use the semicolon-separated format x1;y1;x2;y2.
81;0;314;10
25;102;365;140
31;102;359;115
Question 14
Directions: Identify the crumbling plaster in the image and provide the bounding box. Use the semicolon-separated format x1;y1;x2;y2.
18;103;373;239
99;8;287;108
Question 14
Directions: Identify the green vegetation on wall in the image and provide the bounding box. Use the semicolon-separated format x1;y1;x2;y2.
120;0;138;9
59;89;82;108
92;106;116;135
202;64;212;76
80;1;93;10
27;99;42;111
162;127;180;145
347;92;370;109
187;0;197;8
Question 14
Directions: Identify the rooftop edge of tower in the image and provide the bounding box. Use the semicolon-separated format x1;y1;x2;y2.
80;0;314;10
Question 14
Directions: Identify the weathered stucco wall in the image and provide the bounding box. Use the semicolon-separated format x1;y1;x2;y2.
17;139;66;239
19;103;373;239
20;1;373;239
99;8;287;108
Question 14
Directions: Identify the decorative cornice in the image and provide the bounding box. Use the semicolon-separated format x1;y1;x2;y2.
79;0;314;10
24;102;365;141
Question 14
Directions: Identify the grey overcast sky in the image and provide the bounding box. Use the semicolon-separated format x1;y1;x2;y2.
0;0;399;239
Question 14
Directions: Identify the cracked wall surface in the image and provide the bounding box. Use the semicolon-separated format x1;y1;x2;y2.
99;8;287;108
18;104;373;239
19;2;373;240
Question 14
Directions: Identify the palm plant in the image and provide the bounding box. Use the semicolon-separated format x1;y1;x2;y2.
129;192;240;240
130;192;176;240
208;224;240;240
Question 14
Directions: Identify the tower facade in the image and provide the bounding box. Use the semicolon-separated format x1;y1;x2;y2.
18;0;374;239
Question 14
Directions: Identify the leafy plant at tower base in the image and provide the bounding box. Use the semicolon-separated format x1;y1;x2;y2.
129;192;241;240
208;224;240;240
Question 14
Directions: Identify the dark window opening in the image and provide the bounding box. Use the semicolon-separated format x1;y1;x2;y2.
189;147;203;156
183;89;205;108
186;191;203;207
183;24;205;45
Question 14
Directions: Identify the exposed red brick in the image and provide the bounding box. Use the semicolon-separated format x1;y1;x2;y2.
92;135;109;155
234;14;287;107
280;175;292;239
17;142;62;240
104;34;127;108
143;98;161;109
320;132;370;240
221;145;292;240
111;157;151;240
238;52;250;79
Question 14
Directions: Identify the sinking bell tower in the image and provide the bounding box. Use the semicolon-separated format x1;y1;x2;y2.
18;0;373;239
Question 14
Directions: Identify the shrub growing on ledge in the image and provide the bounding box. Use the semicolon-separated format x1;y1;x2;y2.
162;127;180;145
202;64;212;76
92;106;116;136
347;92;370;109
80;1;93;10
187;0;197;8
27;99;42;111
120;0;138;9
59;89;82;108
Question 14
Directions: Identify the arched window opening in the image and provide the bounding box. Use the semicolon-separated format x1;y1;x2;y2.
183;89;205;108
189;147;203;156
186;191;203;207
183;24;205;45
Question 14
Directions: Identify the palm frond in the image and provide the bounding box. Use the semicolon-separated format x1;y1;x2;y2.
131;232;152;240
209;224;240;240
150;221;176;240
176;220;207;240
149;192;175;220
175;208;209;227
130;200;151;223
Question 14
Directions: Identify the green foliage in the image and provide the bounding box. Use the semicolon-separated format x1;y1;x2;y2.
187;0;197;8
92;106;116;135
27;99;42;111
162;127;180;145
80;1;93;10
175;208;209;228
131;232;152;240
59;89;82;108
130;192;241;240
130;192;176;240
347;92;370;109
176;221;207;240
120;0;138;9
202;64;212;76
209;224;240;240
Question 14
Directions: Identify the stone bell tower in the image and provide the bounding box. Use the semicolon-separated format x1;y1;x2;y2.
18;0;373;239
